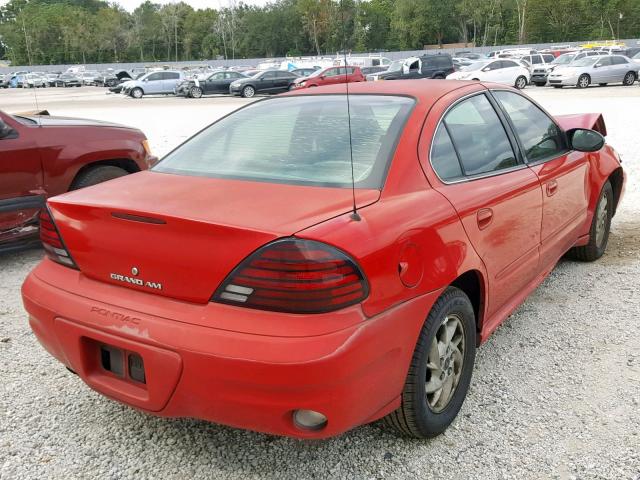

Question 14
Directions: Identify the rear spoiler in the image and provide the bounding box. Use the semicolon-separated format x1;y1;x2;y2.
555;113;607;137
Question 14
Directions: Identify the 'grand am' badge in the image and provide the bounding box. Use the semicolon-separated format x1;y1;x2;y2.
110;273;162;290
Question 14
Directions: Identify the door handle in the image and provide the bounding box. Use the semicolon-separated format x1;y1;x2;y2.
546;180;558;196
477;208;493;230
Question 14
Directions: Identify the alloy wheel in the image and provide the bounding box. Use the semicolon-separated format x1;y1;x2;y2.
243;86;255;98
578;75;590;88
515;76;527;89
426;313;466;413
623;73;635;86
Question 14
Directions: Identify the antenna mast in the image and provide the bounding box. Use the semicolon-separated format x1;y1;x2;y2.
340;0;360;221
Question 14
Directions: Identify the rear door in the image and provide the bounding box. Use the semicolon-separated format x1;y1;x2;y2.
611;56;631;82
272;71;294;92
426;92;543;319
491;90;589;268
0;114;43;247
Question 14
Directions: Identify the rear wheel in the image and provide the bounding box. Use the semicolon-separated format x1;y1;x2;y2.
70;166;129;190
130;87;143;99
190;86;203;98
515;76;527;89
384;287;476;438
567;181;613;262
241;85;255;98
623;71;636;86
577;74;590;89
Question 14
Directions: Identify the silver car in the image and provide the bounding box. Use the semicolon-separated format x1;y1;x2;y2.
547;55;638;88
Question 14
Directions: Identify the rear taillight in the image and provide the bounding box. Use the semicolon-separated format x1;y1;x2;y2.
40;208;78;269
213;238;368;314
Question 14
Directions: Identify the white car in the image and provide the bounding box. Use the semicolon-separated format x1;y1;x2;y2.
446;59;530;89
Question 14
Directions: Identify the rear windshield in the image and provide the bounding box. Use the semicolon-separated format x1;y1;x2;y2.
154;95;415;189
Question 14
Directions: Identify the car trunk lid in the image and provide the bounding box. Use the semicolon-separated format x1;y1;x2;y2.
48;171;379;304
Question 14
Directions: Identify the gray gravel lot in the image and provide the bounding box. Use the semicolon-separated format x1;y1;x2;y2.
1;85;639;479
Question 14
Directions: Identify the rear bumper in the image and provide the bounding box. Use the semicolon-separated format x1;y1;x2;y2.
22;259;440;439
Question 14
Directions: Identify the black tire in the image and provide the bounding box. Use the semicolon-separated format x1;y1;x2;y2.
241;85;255;98
70;166;129;190
567;181;613;262
433;74;445;79
471;78;480;81
577;74;590;89
384;287;476;438
190;86;203;98
623;71;636;86
515;75;527;89
130;87;144;99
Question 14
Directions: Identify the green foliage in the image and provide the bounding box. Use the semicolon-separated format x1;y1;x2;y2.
0;0;638;65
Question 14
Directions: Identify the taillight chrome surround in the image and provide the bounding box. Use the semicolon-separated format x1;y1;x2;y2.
39;207;78;269
212;238;369;314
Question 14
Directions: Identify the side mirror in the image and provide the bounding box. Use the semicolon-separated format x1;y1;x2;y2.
568;128;604;152
594;64;601;68
482;67;490;72
319;75;325;80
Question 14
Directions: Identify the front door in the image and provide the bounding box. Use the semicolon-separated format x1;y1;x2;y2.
491;90;589;268
0;113;43;247
427;93;543;319
143;72;163;94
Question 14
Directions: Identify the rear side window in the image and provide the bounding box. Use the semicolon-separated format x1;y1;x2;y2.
163;72;180;80
155;95;415;189
501;60;519;68
612;56;628;65
443;94;517;176
430;125;463;181
493;91;566;162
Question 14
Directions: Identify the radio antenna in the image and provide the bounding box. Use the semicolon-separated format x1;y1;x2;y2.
340;0;360;221
22;16;41;127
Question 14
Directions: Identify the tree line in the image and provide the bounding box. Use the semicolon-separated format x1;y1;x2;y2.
0;0;638;66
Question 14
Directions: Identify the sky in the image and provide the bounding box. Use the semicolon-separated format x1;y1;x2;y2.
0;0;273;12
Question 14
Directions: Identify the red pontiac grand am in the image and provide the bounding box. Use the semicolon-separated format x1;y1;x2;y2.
22;80;625;439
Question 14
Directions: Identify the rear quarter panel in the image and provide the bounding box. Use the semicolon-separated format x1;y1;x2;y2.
35;126;148;195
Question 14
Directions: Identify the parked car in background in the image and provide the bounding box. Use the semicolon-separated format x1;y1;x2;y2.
447;59;530;89
293;66;365;89
44;73;60;87
229;70;298;98
366;60;403;81
55;74;82;88
454;51;483;60
547;55;638;88
122;70;184;98
0;110;155;253
17;73;46;88
623;47;640;59
375;54;455;81
291;67;319;77
519;53;556;72
360;66;387;77
176;70;247;98
529;52;601;86
22;80;624;441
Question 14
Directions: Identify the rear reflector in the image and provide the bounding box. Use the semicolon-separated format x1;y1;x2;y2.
212;238;368;314
40;208;78;269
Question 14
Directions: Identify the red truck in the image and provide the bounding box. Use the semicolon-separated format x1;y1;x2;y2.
0;110;155;253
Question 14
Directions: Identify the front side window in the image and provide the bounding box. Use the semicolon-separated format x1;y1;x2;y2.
595;57;612;67
146;73;162;81
443;94;517;176
493;91;566;162
531;55;543;64
155;95;415;189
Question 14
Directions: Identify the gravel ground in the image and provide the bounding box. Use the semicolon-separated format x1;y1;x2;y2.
1;85;639;480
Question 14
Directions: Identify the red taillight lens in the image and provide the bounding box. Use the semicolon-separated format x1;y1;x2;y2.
213;238;368;313
40;208;78;269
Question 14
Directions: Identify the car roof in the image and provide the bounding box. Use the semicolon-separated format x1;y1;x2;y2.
283;79;482;106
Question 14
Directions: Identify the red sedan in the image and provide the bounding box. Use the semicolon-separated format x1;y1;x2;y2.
292;65;365;89
22;80;625;439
